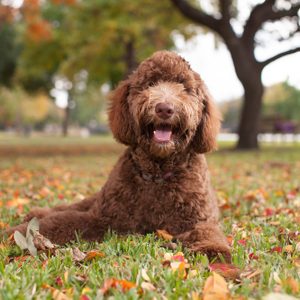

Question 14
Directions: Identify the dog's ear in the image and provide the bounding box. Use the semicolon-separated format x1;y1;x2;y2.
108;79;135;145
191;74;221;153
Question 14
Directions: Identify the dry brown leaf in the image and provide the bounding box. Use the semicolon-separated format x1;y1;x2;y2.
33;232;55;251
156;229;173;241
240;268;262;280
203;272;230;300
43;284;71;300
209;263;241;280
72;247;86;262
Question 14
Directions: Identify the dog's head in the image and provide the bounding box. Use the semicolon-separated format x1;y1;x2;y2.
109;51;221;158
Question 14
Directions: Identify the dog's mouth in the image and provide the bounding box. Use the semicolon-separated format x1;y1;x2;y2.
153;124;173;143
143;123;180;144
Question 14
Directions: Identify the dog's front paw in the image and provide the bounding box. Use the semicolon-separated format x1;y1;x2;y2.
189;241;231;262
23;207;52;222
3;223;27;239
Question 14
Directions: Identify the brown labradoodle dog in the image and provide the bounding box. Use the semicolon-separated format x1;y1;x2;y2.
5;51;231;260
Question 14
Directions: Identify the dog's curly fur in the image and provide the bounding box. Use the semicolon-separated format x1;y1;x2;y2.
5;51;231;260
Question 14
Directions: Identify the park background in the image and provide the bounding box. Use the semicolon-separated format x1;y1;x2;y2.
0;1;300;300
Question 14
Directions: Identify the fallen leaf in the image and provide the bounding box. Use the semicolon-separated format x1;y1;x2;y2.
270;246;282;253
14;231;28;250
156;229;173;241
284;277;299;293
240;268;262;280
6;197;29;208
13;218;55;256
141;269;150;282
0;221;8;229
249;253;259;260
33;232;55;251
237;239;247;246
100;278;136;294
283;245;293;253
172;252;185;262
43;284;71;300
208;263;241;280
85;250;105;261
171;261;187;279
191;291;201;300
203;272;230;300
264;208;275;216
141;281;156;291
72;247;86;262
55;277;63;287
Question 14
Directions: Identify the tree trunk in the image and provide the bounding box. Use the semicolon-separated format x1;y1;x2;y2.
62;95;70;137
224;40;264;150
237;78;264;149
124;39;137;77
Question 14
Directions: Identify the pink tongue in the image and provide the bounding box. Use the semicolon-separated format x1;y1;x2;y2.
153;130;172;142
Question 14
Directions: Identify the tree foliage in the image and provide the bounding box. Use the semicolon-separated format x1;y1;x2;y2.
18;0;196;89
0;4;20;86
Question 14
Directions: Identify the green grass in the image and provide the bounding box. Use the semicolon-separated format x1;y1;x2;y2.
0;138;299;299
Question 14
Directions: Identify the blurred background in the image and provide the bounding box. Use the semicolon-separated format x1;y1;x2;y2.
0;0;299;151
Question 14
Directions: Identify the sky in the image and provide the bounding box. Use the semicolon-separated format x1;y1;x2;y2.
177;33;300;102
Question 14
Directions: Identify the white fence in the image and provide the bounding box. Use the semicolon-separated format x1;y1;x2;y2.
218;133;300;143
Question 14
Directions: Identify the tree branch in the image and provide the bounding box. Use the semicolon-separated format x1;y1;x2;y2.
261;46;300;67
242;1;300;47
219;0;232;22
170;0;222;34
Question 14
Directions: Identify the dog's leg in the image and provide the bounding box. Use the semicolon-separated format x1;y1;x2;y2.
23;194;98;222
6;210;105;245
176;222;231;262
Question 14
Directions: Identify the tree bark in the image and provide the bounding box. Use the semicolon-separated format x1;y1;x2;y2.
62;95;70;137
237;79;264;149
224;41;264;149
124;39;138;77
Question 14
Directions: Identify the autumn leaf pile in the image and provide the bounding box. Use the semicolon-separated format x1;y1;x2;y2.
0;143;300;299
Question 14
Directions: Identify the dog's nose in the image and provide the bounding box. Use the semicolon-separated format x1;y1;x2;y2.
155;102;174;120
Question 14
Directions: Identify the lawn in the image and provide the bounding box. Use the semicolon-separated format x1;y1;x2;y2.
0;137;299;299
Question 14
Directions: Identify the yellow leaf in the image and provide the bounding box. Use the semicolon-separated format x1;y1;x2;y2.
203;272;230;300
42;284;71;300
283;245;293;253
6;198;29;207
52;289;71;300
191;291;201;300
81;287;91;295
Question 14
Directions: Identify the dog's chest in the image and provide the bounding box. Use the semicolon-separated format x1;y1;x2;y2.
129;172;211;232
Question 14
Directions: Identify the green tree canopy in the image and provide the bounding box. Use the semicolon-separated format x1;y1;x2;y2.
18;0;196;89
